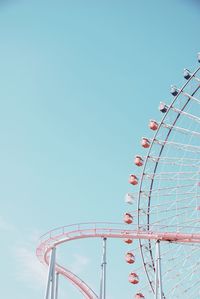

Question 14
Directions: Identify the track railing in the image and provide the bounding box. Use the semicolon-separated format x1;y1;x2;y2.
36;222;200;299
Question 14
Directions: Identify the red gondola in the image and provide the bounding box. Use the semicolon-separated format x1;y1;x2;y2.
129;272;139;284
125;252;135;264
134;155;144;167
124;212;133;224
149;120;158;131
129;174;138;185
141;137;150;148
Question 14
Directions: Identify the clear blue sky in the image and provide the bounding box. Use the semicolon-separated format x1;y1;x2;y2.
0;1;200;298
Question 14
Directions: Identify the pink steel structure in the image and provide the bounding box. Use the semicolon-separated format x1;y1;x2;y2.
36;223;200;298
37;53;200;298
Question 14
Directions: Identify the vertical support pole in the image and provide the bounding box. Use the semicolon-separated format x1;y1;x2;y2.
55;273;59;299
103;238;107;299
45;247;56;299
154;241;159;299
157;241;163;299
99;238;107;299
100;273;103;299
51;247;56;299
154;240;163;299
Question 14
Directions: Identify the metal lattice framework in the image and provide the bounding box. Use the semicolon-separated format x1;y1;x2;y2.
36;222;200;299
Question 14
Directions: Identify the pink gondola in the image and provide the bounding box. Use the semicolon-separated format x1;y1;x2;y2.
129;174;139;185
141;137;150;148
124;213;133;224
134;293;145;299
149;120;158;131
129;272;139;284
123;232;133;244
134;155;144;167
125;252;135;264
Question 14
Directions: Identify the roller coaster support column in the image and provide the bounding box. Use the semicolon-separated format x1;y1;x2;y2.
154;240;163;299
99;238;107;299
45;246;57;299
55;273;59;299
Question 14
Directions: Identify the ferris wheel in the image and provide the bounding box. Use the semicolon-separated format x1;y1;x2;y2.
124;53;200;298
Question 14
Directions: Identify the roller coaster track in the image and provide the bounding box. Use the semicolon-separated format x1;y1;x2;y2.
36;222;200;299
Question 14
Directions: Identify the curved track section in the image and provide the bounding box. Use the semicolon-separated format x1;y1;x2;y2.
36;222;200;298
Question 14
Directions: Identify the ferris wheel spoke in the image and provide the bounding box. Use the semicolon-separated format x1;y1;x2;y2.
161;245;199;273
142;171;200;181
139;242;199;297
149;205;194;216
149;210;189;226
172;217;200;227
166;260;200;297
168;84;200;106
179;89;200;105
145;156;200;168
160;122;200;138
167;105;200;124
152;244;200;297
194;76;200;83
141;185;197;197
181;278;200;297
152;138;200;153
148;195;200;210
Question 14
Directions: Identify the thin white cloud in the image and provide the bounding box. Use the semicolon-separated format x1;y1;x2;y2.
70;253;90;274
13;230;47;291
13;230;89;298
14;244;47;290
0;216;15;231
13;232;70;299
